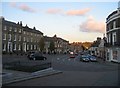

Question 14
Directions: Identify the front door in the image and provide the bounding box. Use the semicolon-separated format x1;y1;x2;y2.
8;42;12;53
23;43;26;52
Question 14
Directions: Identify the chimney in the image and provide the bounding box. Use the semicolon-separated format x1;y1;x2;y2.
33;26;36;30
25;24;28;28
20;21;22;26
0;16;5;20
17;22;19;25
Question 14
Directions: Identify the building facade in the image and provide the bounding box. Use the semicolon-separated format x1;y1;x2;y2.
89;37;101;56
1;17;43;55
97;37;107;60
44;36;54;54
53;35;69;54
44;35;69;54
69;42;84;53
106;3;120;63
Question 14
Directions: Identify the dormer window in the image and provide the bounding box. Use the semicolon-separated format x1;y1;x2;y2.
4;26;7;30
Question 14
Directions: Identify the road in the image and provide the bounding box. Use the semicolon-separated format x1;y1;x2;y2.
3;54;119;86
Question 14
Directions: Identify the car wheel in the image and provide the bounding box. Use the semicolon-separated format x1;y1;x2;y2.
33;58;36;60
44;58;46;60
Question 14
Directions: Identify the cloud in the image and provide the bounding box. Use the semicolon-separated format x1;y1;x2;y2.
10;3;36;13
46;9;62;14
80;16;105;33
19;4;36;12
10;2;17;7
66;8;91;16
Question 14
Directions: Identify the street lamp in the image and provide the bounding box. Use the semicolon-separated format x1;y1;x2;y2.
103;33;106;62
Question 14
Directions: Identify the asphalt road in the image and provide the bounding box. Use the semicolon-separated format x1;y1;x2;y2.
3;54;119;86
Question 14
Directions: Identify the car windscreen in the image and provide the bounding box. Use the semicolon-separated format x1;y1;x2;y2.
34;52;42;56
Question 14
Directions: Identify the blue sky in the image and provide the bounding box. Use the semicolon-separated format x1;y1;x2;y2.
1;1;119;43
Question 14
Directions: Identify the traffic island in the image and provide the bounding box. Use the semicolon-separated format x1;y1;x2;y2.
3;61;52;73
2;61;63;85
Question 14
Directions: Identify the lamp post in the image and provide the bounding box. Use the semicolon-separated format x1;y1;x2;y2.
103;33;106;62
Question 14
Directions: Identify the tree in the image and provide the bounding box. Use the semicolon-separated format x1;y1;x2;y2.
39;37;45;52
49;41;55;53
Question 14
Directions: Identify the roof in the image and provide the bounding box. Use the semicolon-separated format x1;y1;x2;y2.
44;36;54;42
23;26;43;35
106;10;117;20
2;18;20;27
2;17;43;35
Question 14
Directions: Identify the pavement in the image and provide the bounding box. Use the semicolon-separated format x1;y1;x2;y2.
2;68;62;86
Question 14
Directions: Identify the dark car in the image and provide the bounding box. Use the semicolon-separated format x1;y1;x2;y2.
88;55;97;62
80;55;89;62
27;51;35;58
28;52;47;60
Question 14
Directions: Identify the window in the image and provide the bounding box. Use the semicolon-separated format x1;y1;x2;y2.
27;45;29;50
4;26;7;30
19;29;22;33
24;37;26;41
27;38;29;42
14;35;17;41
31;45;33;50
116;18;120;28
18;44;21;50
2;43;6;51
27;32;29;35
19;36;21;41
34;45;36;50
112;32;116;45
113;21;116;28
13;44;16;50
113;50;117;60
108;33;111;43
14;28;17;32
31;38;33;42
3;34;6;40
110;21;113;29
24;31;26;34
8;34;11;41
9;27;12;31
113;35;116;42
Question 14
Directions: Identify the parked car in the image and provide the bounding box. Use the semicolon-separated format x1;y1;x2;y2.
88;55;97;62
75;53;78;56
80;55;89;62
27;51;35;58
28;52;47;60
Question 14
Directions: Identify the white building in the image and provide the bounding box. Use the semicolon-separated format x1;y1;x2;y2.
106;2;120;63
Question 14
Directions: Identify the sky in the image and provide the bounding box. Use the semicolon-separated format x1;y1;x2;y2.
1;0;119;43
